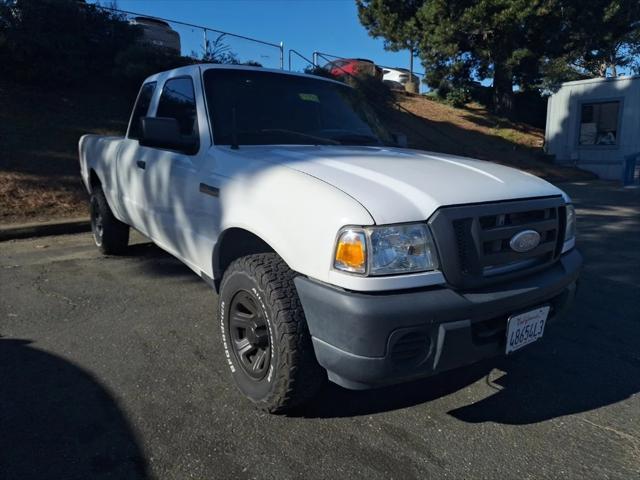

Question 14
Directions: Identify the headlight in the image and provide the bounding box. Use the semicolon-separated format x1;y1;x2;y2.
334;223;439;276
561;204;576;253
565;204;576;242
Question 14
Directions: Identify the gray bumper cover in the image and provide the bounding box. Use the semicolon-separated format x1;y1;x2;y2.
294;249;582;390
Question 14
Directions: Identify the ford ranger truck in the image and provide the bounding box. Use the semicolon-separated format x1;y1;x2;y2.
78;65;581;412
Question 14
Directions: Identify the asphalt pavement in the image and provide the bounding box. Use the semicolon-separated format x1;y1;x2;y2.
1;181;639;480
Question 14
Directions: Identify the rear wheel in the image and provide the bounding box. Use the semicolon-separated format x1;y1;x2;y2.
219;253;325;413
90;187;129;255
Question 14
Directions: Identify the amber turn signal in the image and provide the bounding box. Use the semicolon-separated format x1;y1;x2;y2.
334;229;367;274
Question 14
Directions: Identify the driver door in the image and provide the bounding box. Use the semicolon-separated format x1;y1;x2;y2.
141;74;207;267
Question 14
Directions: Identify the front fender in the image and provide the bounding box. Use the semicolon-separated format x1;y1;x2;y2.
219;165;374;284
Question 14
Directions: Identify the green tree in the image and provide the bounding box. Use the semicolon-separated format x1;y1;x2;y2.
358;0;563;113
561;0;640;77
357;0;640;113
357;0;422;77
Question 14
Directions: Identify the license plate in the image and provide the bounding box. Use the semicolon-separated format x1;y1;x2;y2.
505;306;550;354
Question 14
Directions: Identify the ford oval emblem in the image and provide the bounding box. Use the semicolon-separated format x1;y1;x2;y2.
509;230;541;253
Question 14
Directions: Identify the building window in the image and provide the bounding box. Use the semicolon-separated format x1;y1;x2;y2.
579;101;620;146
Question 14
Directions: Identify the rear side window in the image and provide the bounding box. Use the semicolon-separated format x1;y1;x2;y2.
128;82;156;140
156;77;199;152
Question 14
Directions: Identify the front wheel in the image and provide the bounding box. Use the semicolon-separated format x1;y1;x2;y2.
90;187;129;255
218;253;325;413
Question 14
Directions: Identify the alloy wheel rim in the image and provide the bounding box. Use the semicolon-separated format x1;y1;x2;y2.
229;290;271;380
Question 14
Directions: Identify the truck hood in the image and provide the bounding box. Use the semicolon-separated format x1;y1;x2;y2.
236;145;565;224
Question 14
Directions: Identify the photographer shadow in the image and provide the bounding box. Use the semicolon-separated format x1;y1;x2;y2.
0;339;149;479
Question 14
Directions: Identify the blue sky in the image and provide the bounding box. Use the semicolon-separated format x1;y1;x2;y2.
106;0;417;73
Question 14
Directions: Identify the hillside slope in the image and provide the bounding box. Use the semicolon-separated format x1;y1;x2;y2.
390;94;593;182
0;80;134;224
0;82;592;225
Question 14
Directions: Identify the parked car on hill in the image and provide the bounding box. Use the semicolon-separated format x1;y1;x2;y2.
79;64;581;413
323;58;383;80
382;66;419;89
130;16;181;54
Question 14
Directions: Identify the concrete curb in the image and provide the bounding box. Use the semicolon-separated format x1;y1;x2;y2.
0;218;91;242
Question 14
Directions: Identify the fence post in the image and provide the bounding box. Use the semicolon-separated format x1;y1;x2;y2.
203;28;208;59
280;42;284;69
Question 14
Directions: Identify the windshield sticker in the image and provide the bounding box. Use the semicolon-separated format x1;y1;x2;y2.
299;93;319;103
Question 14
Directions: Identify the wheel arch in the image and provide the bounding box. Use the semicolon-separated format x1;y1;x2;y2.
88;168;102;193
212;227;282;291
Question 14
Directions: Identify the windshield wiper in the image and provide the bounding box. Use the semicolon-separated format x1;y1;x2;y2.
259;129;340;145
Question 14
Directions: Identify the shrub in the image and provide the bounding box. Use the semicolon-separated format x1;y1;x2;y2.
0;0;138;87
445;87;471;108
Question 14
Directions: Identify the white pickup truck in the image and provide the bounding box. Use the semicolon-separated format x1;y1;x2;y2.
79;64;581;412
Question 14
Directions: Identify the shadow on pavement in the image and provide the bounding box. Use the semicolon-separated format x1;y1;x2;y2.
0;339;149;480
121;241;202;283
290;360;494;419
447;274;640;424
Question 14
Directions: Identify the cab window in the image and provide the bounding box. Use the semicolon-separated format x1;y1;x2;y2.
128;82;156;140
156;77;200;153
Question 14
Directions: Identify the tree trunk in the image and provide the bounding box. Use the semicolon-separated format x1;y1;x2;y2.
409;47;414;79
493;62;514;116
598;62;607;77
405;46;418;94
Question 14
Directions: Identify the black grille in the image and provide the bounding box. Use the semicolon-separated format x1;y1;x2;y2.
429;196;566;289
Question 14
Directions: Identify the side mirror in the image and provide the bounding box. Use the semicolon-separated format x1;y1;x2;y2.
139;117;198;154
391;132;408;148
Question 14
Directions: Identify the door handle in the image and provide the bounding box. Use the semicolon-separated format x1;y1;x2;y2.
136;160;146;170
199;183;219;197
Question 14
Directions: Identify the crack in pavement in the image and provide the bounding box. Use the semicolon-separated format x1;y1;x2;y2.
580;418;640;459
32;265;79;313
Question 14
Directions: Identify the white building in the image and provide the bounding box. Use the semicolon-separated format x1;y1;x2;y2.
545;76;640;181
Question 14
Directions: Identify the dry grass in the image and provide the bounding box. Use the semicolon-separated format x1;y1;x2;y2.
0;172;88;224
0;79;133;225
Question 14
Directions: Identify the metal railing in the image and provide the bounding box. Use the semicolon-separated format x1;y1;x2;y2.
288;49;315;71
94;4;285;69
312;51;346;67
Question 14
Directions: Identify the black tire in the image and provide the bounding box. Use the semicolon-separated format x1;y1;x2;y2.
218;253;325;413
90;186;129;255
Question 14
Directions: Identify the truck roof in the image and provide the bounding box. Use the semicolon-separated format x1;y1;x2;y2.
144;64;348;87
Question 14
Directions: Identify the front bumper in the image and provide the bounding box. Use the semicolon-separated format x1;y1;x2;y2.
294;249;582;390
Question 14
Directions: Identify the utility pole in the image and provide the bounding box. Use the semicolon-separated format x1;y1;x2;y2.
407;45;418;94
409;46;414;79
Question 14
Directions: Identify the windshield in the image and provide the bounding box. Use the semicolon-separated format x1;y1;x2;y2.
203;68;391;147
